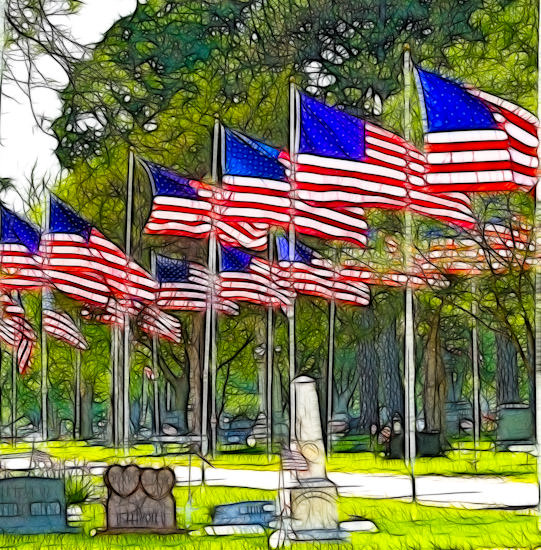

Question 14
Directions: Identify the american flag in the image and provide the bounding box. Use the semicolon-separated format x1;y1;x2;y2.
142;159;268;250
0;293;36;374
289;92;475;229
40;198;115;307
42;198;157;306
274;237;370;306
220;129;291;227
0;207;44;290
43;309;87;350
416;68;539;192
221;128;368;247
155;254;238;314
218;245;294;311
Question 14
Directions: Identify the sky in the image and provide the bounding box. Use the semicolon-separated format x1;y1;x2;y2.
0;0;137;211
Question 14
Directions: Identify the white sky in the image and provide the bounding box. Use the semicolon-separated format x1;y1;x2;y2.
0;0;137;211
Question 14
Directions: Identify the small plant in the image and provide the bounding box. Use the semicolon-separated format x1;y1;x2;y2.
64;473;94;506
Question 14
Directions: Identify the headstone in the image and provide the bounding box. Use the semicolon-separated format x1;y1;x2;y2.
0;477;73;534
497;403;534;448
288;376;342;541
212;501;275;527
104;465;177;533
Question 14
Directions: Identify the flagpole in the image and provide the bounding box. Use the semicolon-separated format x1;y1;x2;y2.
288;79;298;444
403;44;416;501
534;0;541;526
326;298;336;454
111;323;121;446
471;279;481;451
74;316;82;440
122;149;135;448
201;116;219;457
10;345;15;439
41;194;51;442
266;233;274;459
150;251;161;437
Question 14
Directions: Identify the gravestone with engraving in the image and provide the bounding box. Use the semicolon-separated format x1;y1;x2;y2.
104;465;177;533
0;477;72;534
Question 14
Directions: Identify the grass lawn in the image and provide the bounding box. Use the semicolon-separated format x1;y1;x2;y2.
0;486;539;549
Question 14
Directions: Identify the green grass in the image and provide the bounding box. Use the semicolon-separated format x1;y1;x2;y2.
0;487;539;549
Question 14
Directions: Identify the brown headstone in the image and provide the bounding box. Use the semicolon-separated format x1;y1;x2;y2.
104;465;177;533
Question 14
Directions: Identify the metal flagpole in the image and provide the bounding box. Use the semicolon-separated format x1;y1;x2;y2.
10;345;16;439
150;251;161;436
122;149;135;448
535;0;541;526
210;116;221;457
74;316;82;440
111;324;121;446
201;117;219;457
41;195;51;441
326;298;336;454
403;44;416;501
288;79;298;444
266;234;274;458
471;279;481;451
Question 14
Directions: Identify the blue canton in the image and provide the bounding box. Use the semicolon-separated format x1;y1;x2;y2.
50;197;92;241
417;68;497;132
276;236;314;264
0;206;41;253
145;161;199;199
156;255;190;283
224;129;287;182
298;93;365;161
220;245;253;272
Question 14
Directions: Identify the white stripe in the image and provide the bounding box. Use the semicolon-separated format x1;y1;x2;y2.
222;175;290;193
504;121;539;148
426;169;513;184
426;129;507;144
295;172;408;196
365;135;407;155
365;148;407;167
510;147;538;168
427;149;510;164
296;154;408;180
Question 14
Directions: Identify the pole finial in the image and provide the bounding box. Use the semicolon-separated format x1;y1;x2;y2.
289;75;295;84
403;43;410;52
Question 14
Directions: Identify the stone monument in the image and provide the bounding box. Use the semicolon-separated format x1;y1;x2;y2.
0;477;74;534
288;376;342;541
104;464;178;533
270;376;377;547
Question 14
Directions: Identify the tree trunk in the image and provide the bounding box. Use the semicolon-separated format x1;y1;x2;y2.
187;313;204;434
496;333;520;405
378;319;403;424
80;382;94;440
423;307;446;434
358;310;379;432
171;369;190;434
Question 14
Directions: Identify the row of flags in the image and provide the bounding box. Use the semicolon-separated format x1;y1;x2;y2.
0;64;538;374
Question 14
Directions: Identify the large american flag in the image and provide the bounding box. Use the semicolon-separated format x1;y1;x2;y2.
43;309;88;350
222;128;368;247
42;198;157;306
289;92;475;229
274;237;370;306
416;68;539;193
142;159;268;250
220;129;291;227
0;207;44;290
218;245;294;311
0;293;36;374
155;254;238;314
